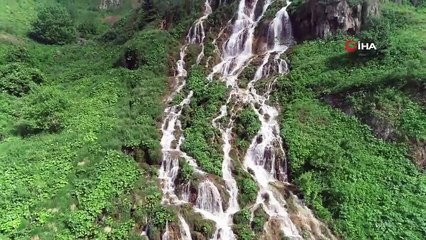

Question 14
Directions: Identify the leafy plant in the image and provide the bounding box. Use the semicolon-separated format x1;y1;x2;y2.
29;5;76;45
0;63;44;97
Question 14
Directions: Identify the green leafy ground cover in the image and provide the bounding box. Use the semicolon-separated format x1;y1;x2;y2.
278;2;426;239
0;0;187;238
180;66;228;176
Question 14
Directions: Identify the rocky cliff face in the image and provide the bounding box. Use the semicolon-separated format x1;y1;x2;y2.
99;0;122;10
289;0;379;41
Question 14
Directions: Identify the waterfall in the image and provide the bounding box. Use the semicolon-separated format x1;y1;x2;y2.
162;222;170;240
254;6;293;81
196;180;224;216
157;0;336;239
179;214;192;240
187;0;214;64
209;0;273;85
159;92;193;204
206;0;335;238
158;1;214;239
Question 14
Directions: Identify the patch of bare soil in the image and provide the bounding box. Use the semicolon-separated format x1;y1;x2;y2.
0;33;24;45
102;15;121;26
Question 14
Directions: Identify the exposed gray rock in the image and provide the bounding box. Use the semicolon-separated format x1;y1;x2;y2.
289;0;379;41
99;0;122;10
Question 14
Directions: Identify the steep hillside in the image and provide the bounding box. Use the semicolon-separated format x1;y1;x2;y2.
0;0;425;240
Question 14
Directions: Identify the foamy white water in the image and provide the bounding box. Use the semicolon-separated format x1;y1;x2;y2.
158;0;336;239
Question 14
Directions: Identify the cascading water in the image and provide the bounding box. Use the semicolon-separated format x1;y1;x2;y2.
209;0;273;85
158;0;336;239
253;6;292;82
162;222;170;240
207;0;335;239
187;0;213;64
178;214;192;240
158;1;213;239
195;180;224;217
158;1;232;239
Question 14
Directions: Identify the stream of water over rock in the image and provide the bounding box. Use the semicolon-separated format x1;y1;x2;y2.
158;0;336;239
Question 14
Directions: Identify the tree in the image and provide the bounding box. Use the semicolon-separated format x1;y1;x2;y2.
29;5;76;45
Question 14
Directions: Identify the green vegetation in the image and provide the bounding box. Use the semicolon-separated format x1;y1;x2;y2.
232;208;254;240
181;67;228;175
0;0;189;238
29;5;76;44
0;63;44;97
234;166;258;207
277;2;426;239
116;30;178;72
282;97;426;239
234;106;261;153
251;207;268;234
180;160;195;182
263;0;287;19
232;207;268;239
181;205;216;239
358;16;391;57
238;65;256;89
1;0;425;239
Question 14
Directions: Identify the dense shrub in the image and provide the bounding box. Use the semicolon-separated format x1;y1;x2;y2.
234;167;258;207
17;87;70;135
29;5;76;45
77;20;99;38
235;107;261;152
179;67;228;175
0;63;44;97
117;30;178;73
358;17;391;57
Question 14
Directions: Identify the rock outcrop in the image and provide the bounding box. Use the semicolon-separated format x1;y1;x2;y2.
289;0;379;41
99;0;122;10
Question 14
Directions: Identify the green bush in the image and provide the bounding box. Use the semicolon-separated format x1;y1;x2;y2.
77;20;99;38
17;87;70;134
359;17;391;57
0;63;44;97
235;107;261;151
193;218;215;238
180;161;195;182
2;47;35;65
233;208;251;225
235;168;258;207
180;67;228;175
251;207;268;233
117;30;178;73
233;224;255;240
29;5;76;45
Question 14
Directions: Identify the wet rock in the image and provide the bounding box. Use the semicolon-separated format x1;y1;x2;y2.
254;0;267;20
410;140;426;169
247;167;255;176
263;219;283;240
263;145;273;172
274;147;288;182
289;0;379;41
191;231;207;240
99;0;122;10
261;192;270;202
256;134;264;144
166;223;182;240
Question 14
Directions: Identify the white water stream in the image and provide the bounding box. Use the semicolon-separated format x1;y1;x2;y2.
158;1;215;239
158;0;335;239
